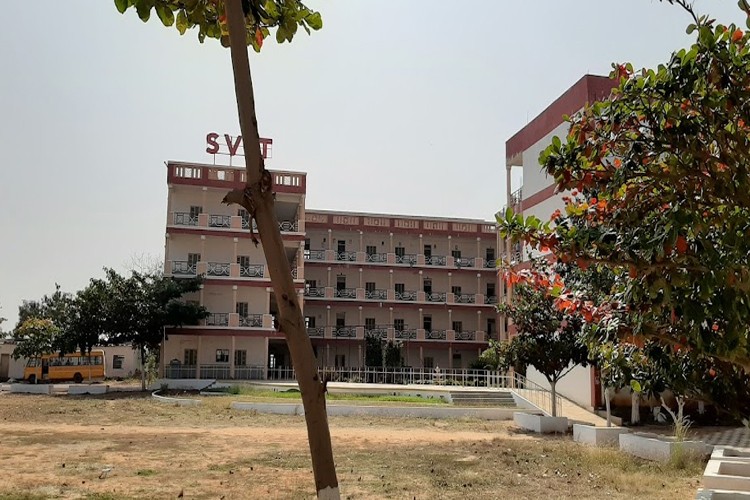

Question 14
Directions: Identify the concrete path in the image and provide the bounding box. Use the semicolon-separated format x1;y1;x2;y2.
558;398;609;427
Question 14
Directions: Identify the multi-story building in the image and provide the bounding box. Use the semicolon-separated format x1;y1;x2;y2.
303;210;499;370
502;74;617;409
161;159;498;379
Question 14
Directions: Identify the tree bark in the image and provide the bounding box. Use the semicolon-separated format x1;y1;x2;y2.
631;391;640;425
604;386;612;427
223;2;339;498
549;380;557;417
140;346;146;391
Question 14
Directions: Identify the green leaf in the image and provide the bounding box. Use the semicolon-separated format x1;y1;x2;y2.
114;0;129;14
176;10;188;35
306;11;322;30
630;380;642;393
265;0;279;17
156;3;174;27
135;0;151;22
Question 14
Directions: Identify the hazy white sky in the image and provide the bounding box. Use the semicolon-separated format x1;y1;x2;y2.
0;1;743;327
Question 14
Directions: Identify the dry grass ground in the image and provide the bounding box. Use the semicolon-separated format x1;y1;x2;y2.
0;392;704;499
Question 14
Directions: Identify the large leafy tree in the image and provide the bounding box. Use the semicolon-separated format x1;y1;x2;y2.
12;318;59;369
499;5;750;390
113;1;337;496
14;285;77;355
499;262;589;416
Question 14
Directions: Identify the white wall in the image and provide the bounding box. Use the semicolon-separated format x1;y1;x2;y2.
525;363;593;409
519;122;570;197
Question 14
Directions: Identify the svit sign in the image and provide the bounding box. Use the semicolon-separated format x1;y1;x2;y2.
206;132;273;159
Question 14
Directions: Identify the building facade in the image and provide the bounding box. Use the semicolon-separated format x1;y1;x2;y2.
502;74;617;409
161;160;499;379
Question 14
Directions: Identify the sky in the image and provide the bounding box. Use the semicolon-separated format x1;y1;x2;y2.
0;1;744;327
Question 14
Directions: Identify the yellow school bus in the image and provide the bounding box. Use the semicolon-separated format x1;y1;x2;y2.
24;350;106;384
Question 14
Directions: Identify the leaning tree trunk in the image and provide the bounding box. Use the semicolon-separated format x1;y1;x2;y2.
223;2;339;498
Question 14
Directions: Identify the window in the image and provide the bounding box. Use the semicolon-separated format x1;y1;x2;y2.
452;286;462;296
336;313;346;329
189;205;202;218
394;319;405;331
305;316;316;328
487;318;496;336
486;283;496;297
336;276;346;290
184;349;197;365
337;240;346;253
452;353;462;368
113;355;124;370
486;247;496;261
305;238;311;251
366;245;377;255
187;253;200;266
423;357;434;369
451;249;462;259
423;279;432;294
237;255;250;268
365;318;376;331
452;321;463;333
234;350;247;366
423;315;432;331
365;282;376;293
236;302;248;317
305;279;317;291
423;244;432;257
216;349;229;363
335;354;346;368
395;283;405;294
394;246;405;257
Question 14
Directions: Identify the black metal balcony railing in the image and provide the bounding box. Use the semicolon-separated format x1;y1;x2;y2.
279;220;299;232
307;327;324;337
172;261;197;276
484;259;497;269
207;262;231;277
395;329;417;340
334;288;357;299
426;330;447;340
455;257;475;268
336;251;357;262
455;330;477;341
291;267;298;279
426;292;447;303
395;254;418;265
426;255;446;266
365;252;387;263
209;215;231;228
240;217;255;231
174;212;198;226
304;287;326;298
365;328;388;339
240;264;264;278
365;289;388;300
334;327;357;338
396;290;417;301
305;250;326;261
239;314;263;328
485;295;498;305
206;313;229;326
455;293;476;304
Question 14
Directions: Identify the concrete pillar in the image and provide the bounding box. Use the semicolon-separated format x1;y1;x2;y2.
233;237;238;262
448;272;452;292
389;232;394;251
359;230;363;252
232;285;238;312
327;229;332;251
327;267;332;288
449;346;453;369
230;335;236;379
477;273;481;295
358;306;363;326
166;185;173;224
389;269;394;289
477;310;482;330
359;268;363;288
200;235;206;261
202;186;207;212
447;235;452;256
476;236;481;259
448;309;453;326
419;234;423;253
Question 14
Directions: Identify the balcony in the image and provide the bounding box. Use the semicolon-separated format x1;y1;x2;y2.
485;295;497;305
334;288;357;299
365;252;387;263
426;292;447;303
334;327;357;338
336;251;357;262
455;330;477;341
396;290;418;302
238;314;263;328
396;254;418;265
365;289;388;300
278;220;299;232
425;330;447;340
307;327;324;338
305;249;326;261
206;313;229;326
239;264;265;278
207;262;231;277
209;215;231;228
454;293;476;304
304;287;326;298
455;257;475;268
425;255;446;266
395;329;417;340
172;260;197;276
365;328;388;339
484;259;497;269
174;212;198;226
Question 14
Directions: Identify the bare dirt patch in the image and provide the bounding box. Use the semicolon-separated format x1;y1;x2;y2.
0;393;703;499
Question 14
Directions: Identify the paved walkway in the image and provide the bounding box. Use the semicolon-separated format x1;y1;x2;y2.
692;426;750;449
558;398;609;427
